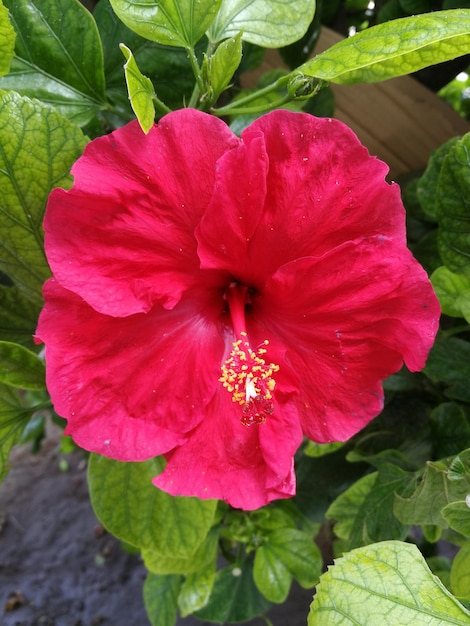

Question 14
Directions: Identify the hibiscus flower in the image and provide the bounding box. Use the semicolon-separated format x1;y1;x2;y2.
36;109;439;510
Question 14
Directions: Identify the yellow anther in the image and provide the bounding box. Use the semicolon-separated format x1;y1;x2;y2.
219;334;280;427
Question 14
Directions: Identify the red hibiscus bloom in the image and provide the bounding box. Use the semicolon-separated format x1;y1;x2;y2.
36;109;439;510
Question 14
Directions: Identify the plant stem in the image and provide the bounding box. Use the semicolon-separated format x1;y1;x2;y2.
211;75;290;117
152;94;173;116
187;45;205;108
212;95;293;117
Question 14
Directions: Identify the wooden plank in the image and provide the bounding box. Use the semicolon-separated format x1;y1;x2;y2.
241;27;470;179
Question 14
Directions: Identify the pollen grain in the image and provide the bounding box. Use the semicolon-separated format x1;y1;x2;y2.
220;332;279;426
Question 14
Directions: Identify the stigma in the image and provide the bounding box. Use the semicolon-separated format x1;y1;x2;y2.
220;332;280;426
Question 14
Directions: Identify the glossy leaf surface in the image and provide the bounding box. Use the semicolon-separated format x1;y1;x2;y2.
195;560;272;623
0;92;86;303
143;573;182;626
0;341;45;390
436;133;470;275
0;0;15;77
0;0;106;125
120;44;155;133
95;0;198;118
301;11;470;84
0;285;40;348
88;454;217;558
451;541;470;599
208;0;316;46
394;451;470;530
309;541;470;625
0;383;35;481
109;0;221;47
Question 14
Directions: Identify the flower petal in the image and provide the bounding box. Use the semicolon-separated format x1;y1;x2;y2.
36;277;226;459
254;237;440;443
154;390;302;510
196;127;269;286
44;110;240;316
197;110;405;287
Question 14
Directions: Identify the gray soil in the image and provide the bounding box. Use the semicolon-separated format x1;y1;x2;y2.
0;425;313;626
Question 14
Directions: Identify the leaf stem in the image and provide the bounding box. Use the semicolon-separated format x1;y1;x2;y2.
151;94;173;116
211;75;291;117
212;95;293;117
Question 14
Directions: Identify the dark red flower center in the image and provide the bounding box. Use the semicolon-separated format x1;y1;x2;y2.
219;283;279;426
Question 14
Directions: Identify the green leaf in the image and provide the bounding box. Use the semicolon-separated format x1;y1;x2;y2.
300;10;470;84
430;402;470;459
143;527;219;574
427;555;453;590
109;0;222;47
0;285;40;348
439;60;470;117
0;341;45;389
308;540;470;625
266;528;321;588
327;465;411;549
412;229;441;276
436;133;470;275
417;138;459;221
119;44;155;133
143;573;182;626
295;444;368;522
254;527;321;601
178;565;215;617
431;266;470;322
442;501;470;538
19;412;45;452
205;32;243;102
383;368;422;393
303;440;344;457
451;541;470;599
365;464;413;542
425;337;470;403
195;560;272;623
0;0;106;126
346;447;414;471
394;453;470;531
426;336;470;383
249;504;299;532
449;453;470;481
0;0;15;77
0;91;86;304
208;0;316;47
350;391;434;469
253;541;292;603
448;456;470;484
88;454;217;558
279;0;322;69
0;382;35;481
95;0;198;119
